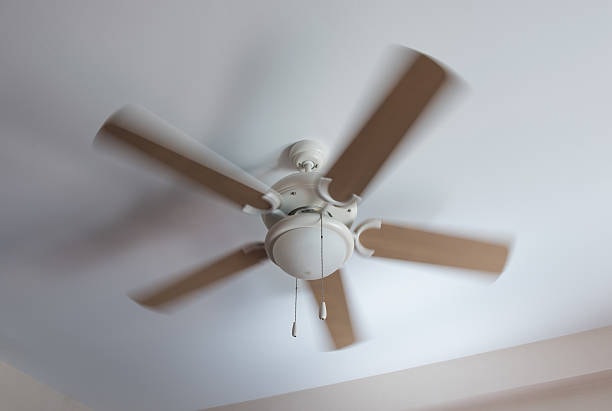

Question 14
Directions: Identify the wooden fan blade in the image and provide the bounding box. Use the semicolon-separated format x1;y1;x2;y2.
95;105;278;212
133;244;268;310
307;270;356;350
359;221;509;274
323;49;447;204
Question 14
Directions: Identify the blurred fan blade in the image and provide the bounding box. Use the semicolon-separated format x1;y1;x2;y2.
323;49;447;204
308;270;356;349
133;243;268;310
359;221;508;274
95;105;278;211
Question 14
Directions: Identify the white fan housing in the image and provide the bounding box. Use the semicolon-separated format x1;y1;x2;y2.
265;212;354;280
261;141;358;279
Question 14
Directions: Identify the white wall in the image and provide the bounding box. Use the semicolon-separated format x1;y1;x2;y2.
206;326;612;411
422;370;612;411
0;361;93;411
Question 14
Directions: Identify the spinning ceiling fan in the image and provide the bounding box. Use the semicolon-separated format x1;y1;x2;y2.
95;48;509;350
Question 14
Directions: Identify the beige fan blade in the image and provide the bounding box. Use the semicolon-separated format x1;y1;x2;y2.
358;221;508;274
323;49;447;204
307;270;356;349
133;244;268;310
95;105;278;212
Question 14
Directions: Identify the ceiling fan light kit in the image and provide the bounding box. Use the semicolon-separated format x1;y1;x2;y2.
265;211;354;280
95;47;511;349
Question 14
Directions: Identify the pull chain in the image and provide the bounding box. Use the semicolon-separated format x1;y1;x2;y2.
319;209;327;320
292;278;298;337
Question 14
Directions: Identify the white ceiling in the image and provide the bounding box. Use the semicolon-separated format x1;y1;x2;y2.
1;1;611;410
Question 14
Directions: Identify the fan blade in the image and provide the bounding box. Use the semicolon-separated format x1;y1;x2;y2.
133;243;268;310
321;49;447;204
308;270;356;349
358;221;508;274
95;105;279;212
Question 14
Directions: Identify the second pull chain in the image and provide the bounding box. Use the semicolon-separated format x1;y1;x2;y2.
319;209;327;320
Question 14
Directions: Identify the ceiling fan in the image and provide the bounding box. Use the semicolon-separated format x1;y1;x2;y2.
95;47;509;350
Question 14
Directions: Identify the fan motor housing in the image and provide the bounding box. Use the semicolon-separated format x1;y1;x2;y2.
265;213;354;280
262;172;357;229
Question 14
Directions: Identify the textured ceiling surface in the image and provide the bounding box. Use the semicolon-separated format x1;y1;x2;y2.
1;1;611;410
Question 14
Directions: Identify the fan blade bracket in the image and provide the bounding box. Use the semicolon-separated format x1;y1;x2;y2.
317;177;362;207
240;242;267;255
353;218;383;257
241;190;282;215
